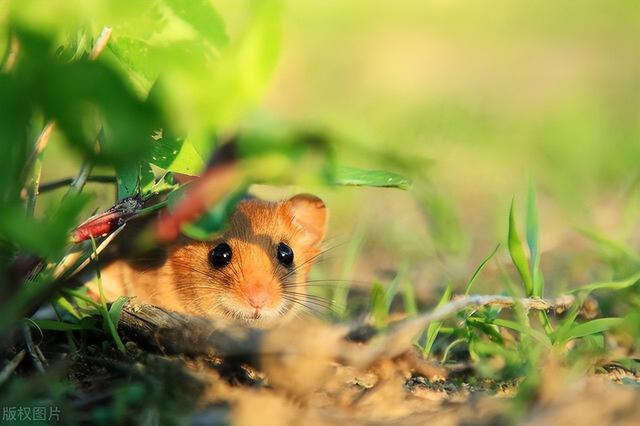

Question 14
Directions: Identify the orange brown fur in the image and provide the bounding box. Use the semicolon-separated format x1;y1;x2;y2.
94;194;328;326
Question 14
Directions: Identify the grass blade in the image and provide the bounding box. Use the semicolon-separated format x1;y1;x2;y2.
563;318;624;340
401;278;418;316
465;243;500;295
108;296;129;329
570;271;640;294
30;319;93;332
369;282;388;328
334;220;366;319
493;318;552;348
508;199;534;296
526;185;543;297
421;284;452;356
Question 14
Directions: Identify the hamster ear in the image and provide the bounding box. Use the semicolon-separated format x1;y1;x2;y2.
286;194;328;247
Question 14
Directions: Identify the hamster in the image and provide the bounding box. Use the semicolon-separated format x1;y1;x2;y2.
92;194;328;326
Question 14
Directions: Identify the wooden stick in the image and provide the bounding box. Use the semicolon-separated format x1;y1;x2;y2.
116;293;579;369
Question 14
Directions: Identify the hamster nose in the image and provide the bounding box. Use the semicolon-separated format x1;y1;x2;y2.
246;287;269;309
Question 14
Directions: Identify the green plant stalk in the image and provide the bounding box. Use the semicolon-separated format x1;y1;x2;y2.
51;301;78;353
334;220;366;319
401;277;418;316
369;282;388;328
526;184;542;296
55;294;83;319
421;284;452;357
508;199;534;296
441;338;466;363
90;238;125;353
61;289;100;309
465;243;500;295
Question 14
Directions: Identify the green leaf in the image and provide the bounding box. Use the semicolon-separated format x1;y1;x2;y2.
107;36;162;90
526;184;543;297
146;133;205;175
464;243;500;295
508;199;534;296
55;296;82;320
401;277;418;316
39;58;160;167
384;267;406;311
30;319;92;331
422;285;452;356
116;163;139;200
116;162;156;200
369;282;388;328
334;220;366;319
441;338;466;363
108;296;129;329
162;0;228;49
139;162;156;195
493;318;552;347
181;185;248;240
0;194;91;259
333;166;411;190
578;227;640;264
570;271;640;294
564;318;624;340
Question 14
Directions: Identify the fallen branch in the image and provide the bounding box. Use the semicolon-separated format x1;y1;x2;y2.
111;294;583;395
116;293;579;369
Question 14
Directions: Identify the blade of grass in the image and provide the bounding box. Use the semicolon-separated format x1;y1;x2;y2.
465;243;500;295
493;318;552;348
385;264;407;311
570;271;640;294
29;319;89;331
551;301;584;345
334;220;366;319
526;185;542;297
108;296;128;329
525;185;554;333
508;199;534;296
90;238;125;353
563;318;624;340
578;227;640;264
369;282;388;328
441;338;466;363
421;284;452;357
55;295;83;320
401;277;418;316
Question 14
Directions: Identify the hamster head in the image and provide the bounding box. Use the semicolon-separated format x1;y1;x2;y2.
169;194;328;326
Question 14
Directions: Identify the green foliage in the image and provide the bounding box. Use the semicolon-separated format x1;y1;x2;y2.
181;184;249;239
0;193;90;258
369;282;388;328
368;269;407;328
508;199;534;296
464;244;500;295
333;167;411;190
526;185;544;297
420;284;452;356
0;0;411;346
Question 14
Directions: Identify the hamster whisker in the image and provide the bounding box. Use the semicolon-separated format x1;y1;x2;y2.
281;297;329;316
281;294;334;310
280;250;328;282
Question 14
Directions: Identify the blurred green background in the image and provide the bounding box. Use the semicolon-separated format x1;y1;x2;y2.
13;0;640;304
251;0;640;301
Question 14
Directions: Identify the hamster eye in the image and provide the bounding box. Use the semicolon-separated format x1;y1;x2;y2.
276;242;294;266
209;243;232;267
